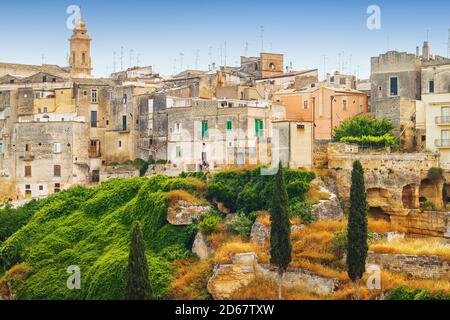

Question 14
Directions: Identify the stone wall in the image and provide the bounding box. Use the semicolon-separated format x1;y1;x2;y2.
167;200;210;225
207;252;339;300
313;140;329;167
366;252;449;279
390;210;450;239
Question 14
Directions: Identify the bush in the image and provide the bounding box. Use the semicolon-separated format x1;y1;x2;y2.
340;134;399;148
333;115;394;142
288;201;314;224
197;213;222;235
286;181;309;201
226;214;253;239
422;200;436;211
386;286;449;300
428;167;443;181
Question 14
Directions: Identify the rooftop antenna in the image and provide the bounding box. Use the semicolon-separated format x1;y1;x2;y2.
195;49;199;70
136;54;140;67
113;51;117;73
220;45;223;66
323;55;327;80
427;29;430;41
448;28;450;58
129;49;134;68
106;65;109;78
120;46;124;71
244;41;248;56
224;42;227;66
337;53;341;73
66;52;70;65
41;54;45;65
179;52;184;71
260;26;265;52
349;54;352;75
208;46;213;65
387;35;390;51
173;58;177;75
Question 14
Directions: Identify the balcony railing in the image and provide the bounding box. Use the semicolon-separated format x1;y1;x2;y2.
435;116;450;124
435;139;450;148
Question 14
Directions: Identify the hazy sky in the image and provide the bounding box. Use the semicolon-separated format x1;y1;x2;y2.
1;0;449;79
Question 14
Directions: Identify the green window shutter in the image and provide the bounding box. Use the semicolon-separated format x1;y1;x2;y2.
202;120;208;139
255;119;259;135
176;146;182;158
227;119;232;131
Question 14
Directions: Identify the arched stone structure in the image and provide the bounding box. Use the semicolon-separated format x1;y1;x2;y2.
402;183;420;209
419;178;444;209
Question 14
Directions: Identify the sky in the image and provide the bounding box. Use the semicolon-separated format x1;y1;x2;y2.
0;0;449;79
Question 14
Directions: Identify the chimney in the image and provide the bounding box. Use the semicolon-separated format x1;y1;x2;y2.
416;46;420;57
423;41;430;60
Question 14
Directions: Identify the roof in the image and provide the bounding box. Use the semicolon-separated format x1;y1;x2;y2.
0;62;69;78
257;69;318;81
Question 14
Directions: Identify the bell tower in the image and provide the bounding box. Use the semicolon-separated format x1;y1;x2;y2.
69;14;92;78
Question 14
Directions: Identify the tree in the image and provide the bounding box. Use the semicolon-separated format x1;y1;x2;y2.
270;162;292;300
346;160;369;300
125;222;152;300
333;115;396;147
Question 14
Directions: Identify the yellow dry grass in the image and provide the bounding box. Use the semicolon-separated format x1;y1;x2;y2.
291;260;349;282
370;238;450;261
368;218;407;233
185;177;208;196
214;239;270;264
306;185;331;204
230;276;278;300
167;189;199;205
169;258;214;300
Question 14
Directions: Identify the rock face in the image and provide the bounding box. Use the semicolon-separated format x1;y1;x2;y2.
207;252;339;300
192;232;214;260
167;200;210;225
366;252;449;279
310;177;344;221
250;221;304;247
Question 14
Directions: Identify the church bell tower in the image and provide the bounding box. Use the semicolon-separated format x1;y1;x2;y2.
69;14;92;78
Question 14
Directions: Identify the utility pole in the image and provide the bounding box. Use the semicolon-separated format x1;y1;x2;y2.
120;46;124;71
129;49;134;68
260;26;265;52
224;41;227;67
195;49;199;70
113;51;117;73
244;41;248;57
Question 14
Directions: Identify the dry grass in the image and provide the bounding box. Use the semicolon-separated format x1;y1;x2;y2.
167;189;201;206
257;211;271;226
214;239;270;264
370;238;450;261
169;258;214;300
306;185;331;205
231;276;278;300
185;177;208;196
218;164;259;173
291;260;349;282
368;218;407;234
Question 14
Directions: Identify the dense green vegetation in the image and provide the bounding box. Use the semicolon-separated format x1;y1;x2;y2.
207;167;315;216
333;115;398;148
386;286;450;300
0;176;198;300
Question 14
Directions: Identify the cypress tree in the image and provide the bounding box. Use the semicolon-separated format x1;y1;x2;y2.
346;160;368;300
125;222;152;300
270;162;292;300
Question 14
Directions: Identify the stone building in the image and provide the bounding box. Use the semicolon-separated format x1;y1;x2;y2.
240;53;284;79
166;98;285;172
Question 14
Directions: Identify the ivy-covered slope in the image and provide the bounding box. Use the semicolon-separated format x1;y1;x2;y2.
0;175;200;300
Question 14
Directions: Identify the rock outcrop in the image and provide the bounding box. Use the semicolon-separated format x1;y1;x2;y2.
250;221;304;247
311;178;344;221
207;252;339;300
167;200;210;225
192;232;215;260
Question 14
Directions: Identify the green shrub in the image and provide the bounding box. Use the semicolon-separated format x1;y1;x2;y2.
333;115;394;142
386;286;450;300
197;214;222;235
428;167;443;181
286;181;309;201
421;200;436;211
226;213;253;239
340;134;399;148
288;201;314;224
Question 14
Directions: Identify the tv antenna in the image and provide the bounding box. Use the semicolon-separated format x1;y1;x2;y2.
260;26;265;52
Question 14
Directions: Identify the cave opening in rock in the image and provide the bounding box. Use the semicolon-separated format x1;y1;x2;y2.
368;206;391;222
402;183;419;209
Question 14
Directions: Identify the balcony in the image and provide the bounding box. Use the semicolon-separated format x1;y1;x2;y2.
435;139;450;148
435;116;450;125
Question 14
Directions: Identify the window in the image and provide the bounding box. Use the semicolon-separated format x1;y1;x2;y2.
343;100;348;111
54;165;61;177
122;115;127;131
91;89;98;103
53;143;61;154
43;76;47;83
123;93;128;104
226;119;233;131
118;140;122;148
25;190;32;198
303;100;308;109
25;165;32;177
429;80;435;93
39;185;43;191
0;139;3;155
43;107;48;113
54;183;61;193
91;111;97;127
25;144;31;152
201;120;209;139
82;52;86;65
176;146;182;158
175;123;182;134
390;77;398;96
255;119;264;137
